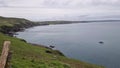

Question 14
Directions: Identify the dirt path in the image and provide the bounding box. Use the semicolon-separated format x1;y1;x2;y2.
0;41;11;68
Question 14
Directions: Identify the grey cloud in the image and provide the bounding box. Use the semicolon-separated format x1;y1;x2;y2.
0;0;120;8
0;0;5;6
0;0;10;7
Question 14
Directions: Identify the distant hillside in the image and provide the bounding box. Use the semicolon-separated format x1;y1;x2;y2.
0;16;76;35
0;16;40;36
0;16;39;27
1;16;119;35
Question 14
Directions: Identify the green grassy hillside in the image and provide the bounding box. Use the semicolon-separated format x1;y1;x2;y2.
0;33;104;68
0;16;40;35
0;16;38;27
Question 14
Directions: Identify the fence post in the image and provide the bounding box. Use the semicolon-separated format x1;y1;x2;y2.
0;41;11;68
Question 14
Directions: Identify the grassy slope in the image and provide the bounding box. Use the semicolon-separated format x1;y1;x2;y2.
0;33;104;68
0;16;39;33
0;16;29;26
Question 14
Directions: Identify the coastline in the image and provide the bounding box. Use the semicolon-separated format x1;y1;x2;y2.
0;16;104;68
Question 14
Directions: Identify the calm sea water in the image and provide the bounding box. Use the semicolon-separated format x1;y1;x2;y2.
16;22;120;68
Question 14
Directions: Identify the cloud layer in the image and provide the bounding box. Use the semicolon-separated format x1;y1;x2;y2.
0;0;120;8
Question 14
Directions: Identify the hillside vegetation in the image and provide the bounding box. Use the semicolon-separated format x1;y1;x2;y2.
0;16;104;68
0;16;40;35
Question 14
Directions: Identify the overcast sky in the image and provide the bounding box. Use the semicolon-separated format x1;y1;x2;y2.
0;0;120;8
0;0;120;21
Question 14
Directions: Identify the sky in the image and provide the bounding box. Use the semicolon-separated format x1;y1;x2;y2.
0;0;120;21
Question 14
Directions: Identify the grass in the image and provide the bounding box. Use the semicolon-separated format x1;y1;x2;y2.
0;33;104;68
0;16;25;26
